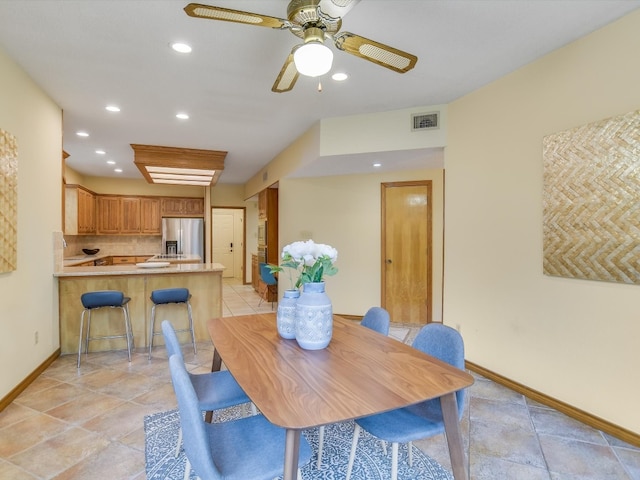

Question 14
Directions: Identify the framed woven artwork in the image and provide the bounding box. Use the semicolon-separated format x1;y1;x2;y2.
0;129;17;272
543;110;640;284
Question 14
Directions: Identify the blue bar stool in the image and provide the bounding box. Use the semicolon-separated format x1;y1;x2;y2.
148;288;196;359
77;290;134;368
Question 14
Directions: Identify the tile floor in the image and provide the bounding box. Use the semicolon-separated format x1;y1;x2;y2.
0;278;638;479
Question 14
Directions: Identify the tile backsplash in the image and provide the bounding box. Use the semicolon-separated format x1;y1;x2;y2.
64;235;162;257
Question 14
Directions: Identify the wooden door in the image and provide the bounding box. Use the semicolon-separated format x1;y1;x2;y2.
382;181;432;324
212;208;244;279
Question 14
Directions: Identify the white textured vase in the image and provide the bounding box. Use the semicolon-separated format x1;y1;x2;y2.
295;281;333;350
276;289;299;339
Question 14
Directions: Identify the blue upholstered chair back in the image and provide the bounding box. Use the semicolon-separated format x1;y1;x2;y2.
169;354;220;479
361;307;391;335
259;263;277;286
162;320;184;363
412;323;466;418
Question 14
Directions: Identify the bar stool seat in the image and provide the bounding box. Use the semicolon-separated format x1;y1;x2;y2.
148;288;196;359
78;290;134;368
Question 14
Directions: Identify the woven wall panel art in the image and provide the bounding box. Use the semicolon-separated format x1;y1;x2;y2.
0;129;17;272
543;110;640;284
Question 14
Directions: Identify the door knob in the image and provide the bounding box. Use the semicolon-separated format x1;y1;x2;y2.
386;259;392;264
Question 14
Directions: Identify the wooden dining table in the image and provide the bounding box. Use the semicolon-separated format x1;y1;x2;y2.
207;313;474;480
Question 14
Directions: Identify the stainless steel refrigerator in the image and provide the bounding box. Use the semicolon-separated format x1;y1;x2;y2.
162;217;204;261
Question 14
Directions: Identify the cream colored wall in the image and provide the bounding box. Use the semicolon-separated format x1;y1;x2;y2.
445;10;640;434
0;47;62;399
279;168;444;318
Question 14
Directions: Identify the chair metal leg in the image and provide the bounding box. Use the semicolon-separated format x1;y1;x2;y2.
122;304;133;363
148;304;157;359
316;425;325;469
391;442;399;480
183;456;191;480
77;309;87;368
408;440;413;467
346;423;361;480
186;301;197;355
84;310;92;358
175;427;183;457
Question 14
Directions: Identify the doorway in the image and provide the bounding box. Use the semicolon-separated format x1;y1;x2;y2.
211;208;245;280
381;181;432;324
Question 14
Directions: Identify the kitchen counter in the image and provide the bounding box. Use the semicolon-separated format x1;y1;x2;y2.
55;262;222;277
56;263;226;355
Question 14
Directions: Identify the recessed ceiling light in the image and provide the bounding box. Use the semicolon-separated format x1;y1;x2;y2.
76;131;89;137
171;42;192;54
105;105;120;112
114;168;123;173
176;113;189;120
107;160;116;165
332;72;348;81
95;149;106;155
373;163;382;167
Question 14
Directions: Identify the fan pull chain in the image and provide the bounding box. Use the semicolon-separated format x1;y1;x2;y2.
318;81;323;93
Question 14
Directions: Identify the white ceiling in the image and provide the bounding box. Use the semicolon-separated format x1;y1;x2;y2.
0;0;638;185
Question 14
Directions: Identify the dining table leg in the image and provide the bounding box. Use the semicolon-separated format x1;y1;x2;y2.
440;392;469;480
283;428;301;480
205;349;224;423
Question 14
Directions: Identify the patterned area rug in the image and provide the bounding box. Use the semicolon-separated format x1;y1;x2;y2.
145;405;453;480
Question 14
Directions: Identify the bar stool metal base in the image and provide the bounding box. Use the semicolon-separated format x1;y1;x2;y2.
148;288;196;360
77;291;134;368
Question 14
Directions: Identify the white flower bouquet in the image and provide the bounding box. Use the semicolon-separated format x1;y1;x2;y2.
270;239;338;289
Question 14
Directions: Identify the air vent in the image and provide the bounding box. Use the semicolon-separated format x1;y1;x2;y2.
411;112;439;131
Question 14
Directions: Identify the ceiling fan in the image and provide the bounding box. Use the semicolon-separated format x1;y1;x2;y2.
184;0;418;93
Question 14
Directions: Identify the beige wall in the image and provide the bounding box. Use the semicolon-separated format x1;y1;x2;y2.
0;47;62;399
445;10;640;434
279;168;444;318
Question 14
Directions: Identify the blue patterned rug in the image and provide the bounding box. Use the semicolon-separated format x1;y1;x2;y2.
145;405;453;480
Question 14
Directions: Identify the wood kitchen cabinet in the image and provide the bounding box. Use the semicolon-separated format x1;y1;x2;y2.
120;197;141;234
96;196;121;234
65;185;96;235
161;197;204;217
111;256;137;264
96;195;161;235
140;198;161;234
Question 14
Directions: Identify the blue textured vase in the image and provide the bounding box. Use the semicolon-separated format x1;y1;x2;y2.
277;289;299;339
295;281;333;350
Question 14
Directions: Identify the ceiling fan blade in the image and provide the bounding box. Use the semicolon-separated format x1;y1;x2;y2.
333;32;418;73
184;3;288;29
272;52;299;93
318;0;361;19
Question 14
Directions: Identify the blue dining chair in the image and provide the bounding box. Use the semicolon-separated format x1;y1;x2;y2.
258;262;278;309
162;320;256;476
360;306;391;336
316;307;391;469
168;354;313;480
345;323;467;480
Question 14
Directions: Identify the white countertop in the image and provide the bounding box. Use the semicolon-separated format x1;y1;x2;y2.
54;262;225;277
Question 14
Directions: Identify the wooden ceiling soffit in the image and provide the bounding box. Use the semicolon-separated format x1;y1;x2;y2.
131;144;226;187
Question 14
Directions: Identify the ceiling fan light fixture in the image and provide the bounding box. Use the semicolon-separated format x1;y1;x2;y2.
294;41;333;77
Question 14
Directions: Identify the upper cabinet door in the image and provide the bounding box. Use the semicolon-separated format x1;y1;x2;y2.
120;197;141;234
96;196;121;234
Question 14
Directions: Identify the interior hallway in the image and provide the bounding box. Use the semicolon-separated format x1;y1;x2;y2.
0;278;637;479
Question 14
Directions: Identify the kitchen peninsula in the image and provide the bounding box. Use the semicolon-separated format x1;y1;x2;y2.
54;262;224;355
